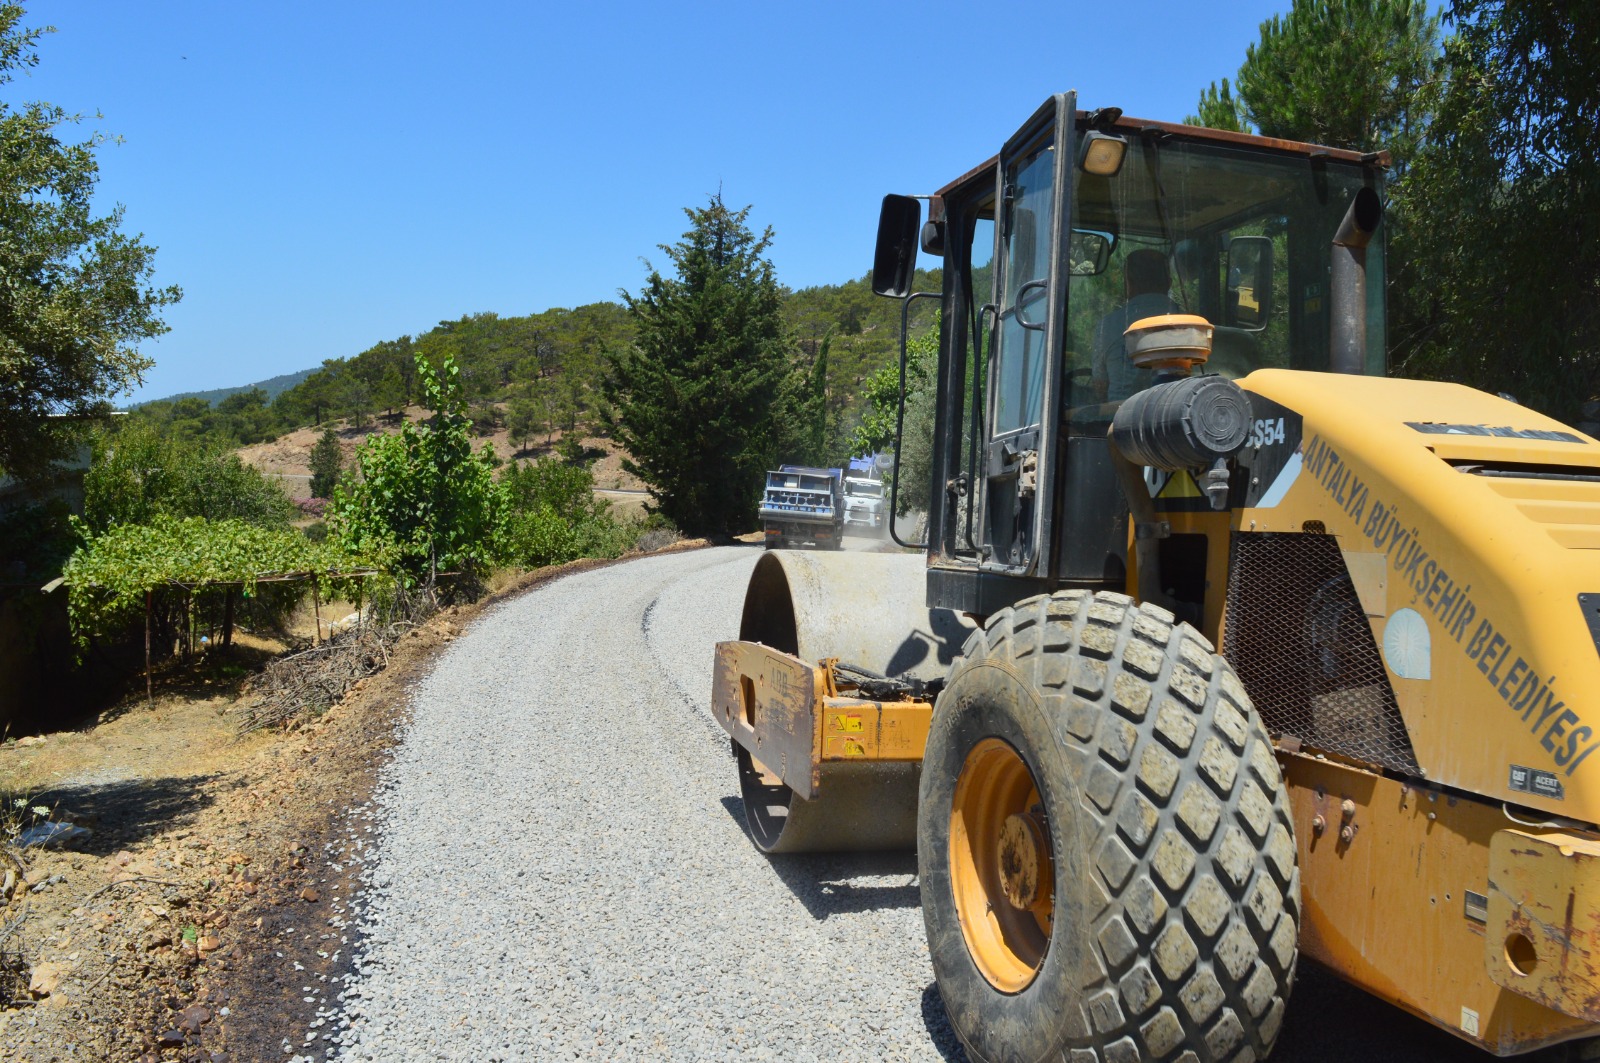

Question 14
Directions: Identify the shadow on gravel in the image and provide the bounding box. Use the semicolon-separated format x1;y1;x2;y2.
714;803;1492;1060
720;796;922;919
27;773;220;855
918;965;1483;1063
921;983;971;1061
915;963;1485;1063
1272;961;1493;1062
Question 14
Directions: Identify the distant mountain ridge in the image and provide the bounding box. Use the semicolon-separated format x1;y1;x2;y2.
133;367;318;409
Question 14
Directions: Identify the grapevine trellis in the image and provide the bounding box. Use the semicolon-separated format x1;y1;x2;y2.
58;515;388;704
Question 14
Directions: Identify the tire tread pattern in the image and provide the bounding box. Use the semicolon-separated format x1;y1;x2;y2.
949;589;1299;1063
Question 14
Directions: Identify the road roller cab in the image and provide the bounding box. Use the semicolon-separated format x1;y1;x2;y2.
713;93;1600;1061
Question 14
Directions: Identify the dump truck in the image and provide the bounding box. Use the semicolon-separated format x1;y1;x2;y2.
712;93;1600;1062
758;464;843;549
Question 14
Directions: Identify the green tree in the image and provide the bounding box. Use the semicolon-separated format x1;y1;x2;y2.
850;316;936;459
82;422;294;535
849;318;939;514
342;379;373;430
1192;79;1248;133
505;397;542;454
1188;0;1440;163
309;428;343;498
215;387;273;443
500;459;625;568
330;351;506;585
796;334;834;465
605;195;793;534
1398;0;1600;418
0;4;182;477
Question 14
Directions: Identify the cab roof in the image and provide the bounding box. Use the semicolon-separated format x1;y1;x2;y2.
935;111;1389;198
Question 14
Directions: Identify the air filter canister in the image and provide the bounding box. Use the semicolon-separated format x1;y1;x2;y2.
1125;313;1214;373
1110;374;1252;471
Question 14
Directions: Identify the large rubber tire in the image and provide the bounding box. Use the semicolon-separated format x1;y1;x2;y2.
920;589;1299;1063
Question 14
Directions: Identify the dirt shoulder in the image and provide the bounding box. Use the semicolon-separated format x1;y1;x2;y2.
0;541;708;1062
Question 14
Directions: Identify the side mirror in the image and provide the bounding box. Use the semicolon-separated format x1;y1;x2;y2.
1068;230;1113;276
1225;235;1274;331
872;195;921;298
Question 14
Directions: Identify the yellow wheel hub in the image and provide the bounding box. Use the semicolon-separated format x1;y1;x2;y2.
950;738;1053;992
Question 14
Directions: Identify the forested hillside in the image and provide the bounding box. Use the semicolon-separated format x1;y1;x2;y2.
129;268;943;457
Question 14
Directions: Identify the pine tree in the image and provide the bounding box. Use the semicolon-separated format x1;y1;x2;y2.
1187;0;1442;404
309;428;342;499
605;195;792;534
1187;0;1439;165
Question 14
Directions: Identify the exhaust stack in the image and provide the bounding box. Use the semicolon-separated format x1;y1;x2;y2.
1330;186;1384;375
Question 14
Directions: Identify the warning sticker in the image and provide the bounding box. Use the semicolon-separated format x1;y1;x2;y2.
831;714;864;733
1156;471;1202;500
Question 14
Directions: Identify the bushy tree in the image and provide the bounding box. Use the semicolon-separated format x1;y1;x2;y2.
850;316;937;460
82;422;294;534
0;4;181;477
330;351;505;584
309;428;342;498
850;318;939;515
605;195;792;534
500;459;625;568
467;398;501;437
1192;80;1248;133
1398;0;1600;419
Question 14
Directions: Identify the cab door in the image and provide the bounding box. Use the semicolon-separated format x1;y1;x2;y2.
982;93;1075;577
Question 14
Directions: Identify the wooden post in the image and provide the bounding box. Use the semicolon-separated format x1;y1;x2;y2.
312;580;321;646
145;588;153;706
222;588;236;649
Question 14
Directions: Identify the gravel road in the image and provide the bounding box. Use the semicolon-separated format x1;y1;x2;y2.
322;544;1502;1063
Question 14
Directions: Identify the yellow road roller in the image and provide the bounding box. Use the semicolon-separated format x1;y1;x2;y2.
712;94;1600;1061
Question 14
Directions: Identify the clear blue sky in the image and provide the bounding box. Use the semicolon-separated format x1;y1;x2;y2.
19;0;1294;402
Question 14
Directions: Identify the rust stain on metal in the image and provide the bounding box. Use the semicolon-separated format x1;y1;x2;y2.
1485;829;1600;1025
1285;754;1600;1054
712;641;820;799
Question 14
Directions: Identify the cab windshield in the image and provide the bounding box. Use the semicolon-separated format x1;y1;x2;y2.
1062;135;1384;415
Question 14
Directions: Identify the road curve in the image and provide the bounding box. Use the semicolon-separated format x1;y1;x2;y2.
328;544;1500;1063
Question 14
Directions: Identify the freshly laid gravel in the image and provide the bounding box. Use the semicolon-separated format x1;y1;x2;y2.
324;547;966;1062
311;545;1497;1063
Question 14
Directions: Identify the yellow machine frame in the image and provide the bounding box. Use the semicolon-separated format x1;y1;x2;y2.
713;642;932;798
715;369;1600;1055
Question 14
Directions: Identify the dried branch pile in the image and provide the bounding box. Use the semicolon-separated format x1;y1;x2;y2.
239;586;439;732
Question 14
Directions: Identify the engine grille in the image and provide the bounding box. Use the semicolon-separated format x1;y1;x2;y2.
1223;532;1420;775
